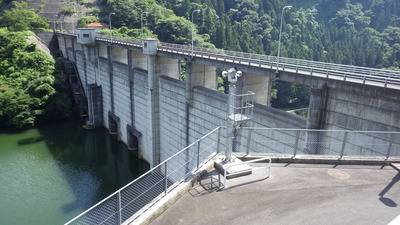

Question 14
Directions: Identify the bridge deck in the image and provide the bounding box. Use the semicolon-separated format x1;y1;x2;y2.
150;163;400;225
91;33;400;90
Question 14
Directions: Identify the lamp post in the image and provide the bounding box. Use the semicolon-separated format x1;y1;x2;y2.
191;9;200;57
276;5;293;74
60;15;64;32
53;15;57;32
109;12;116;43
72;14;77;35
141;11;148;39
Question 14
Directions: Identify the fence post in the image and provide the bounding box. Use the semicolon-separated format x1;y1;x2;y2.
340;131;348;158
386;133;395;159
217;127;221;153
118;191;122;225
293;130;300;156
197;140;201;169
246;128;252;155
164;162;168;194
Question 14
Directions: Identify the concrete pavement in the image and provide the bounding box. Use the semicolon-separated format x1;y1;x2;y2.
150;163;400;225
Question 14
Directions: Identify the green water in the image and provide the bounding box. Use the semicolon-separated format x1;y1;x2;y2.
0;119;149;225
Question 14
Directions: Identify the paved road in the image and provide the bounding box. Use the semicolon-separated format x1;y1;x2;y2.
151;163;400;225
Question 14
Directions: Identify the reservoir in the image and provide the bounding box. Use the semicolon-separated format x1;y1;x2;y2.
0;119;149;225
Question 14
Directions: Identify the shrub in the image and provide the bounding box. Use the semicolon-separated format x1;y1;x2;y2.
60;6;77;15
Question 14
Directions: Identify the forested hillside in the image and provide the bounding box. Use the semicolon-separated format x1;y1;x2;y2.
0;2;71;128
96;0;400;70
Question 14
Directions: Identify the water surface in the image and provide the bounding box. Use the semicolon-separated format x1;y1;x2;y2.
0;119;149;225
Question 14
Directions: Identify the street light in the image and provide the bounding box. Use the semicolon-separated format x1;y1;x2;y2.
141;11;148;39
71;14;77;35
53;15;57;32
60;15;64;32
109;12;116;43
276;5;293;74
191;9;200;57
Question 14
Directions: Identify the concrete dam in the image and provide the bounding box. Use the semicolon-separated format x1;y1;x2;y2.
56;30;400;167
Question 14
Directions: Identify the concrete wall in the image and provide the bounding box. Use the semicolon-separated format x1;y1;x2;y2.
159;76;187;160
324;87;400;131
57;34;400;166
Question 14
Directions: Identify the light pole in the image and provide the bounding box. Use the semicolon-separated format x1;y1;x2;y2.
276;5;293;74
53;15;57;32
60;15;64;32
141;11;148;39
109;12;115;43
72;14;77;35
191;9;200;57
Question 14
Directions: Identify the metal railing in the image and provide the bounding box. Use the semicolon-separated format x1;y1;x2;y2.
65;127;221;225
157;42;400;89
222;157;271;189
228;91;255;122
232;127;400;159
60;32;400;89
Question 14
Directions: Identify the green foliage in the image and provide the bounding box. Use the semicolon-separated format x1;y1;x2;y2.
0;29;71;128
271;80;311;109
60;6;78;15
0;2;49;32
102;0;213;47
77;16;99;27
87;7;101;15
80;0;97;6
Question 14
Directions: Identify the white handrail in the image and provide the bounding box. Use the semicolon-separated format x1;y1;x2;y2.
222;157;272;189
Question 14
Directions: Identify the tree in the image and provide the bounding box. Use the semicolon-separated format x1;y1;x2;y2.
0;29;71;128
0;2;49;31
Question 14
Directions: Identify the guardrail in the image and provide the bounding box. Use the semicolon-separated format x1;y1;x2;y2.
58;32;400;89
65;127;221;225
233;128;400;159
222;157;272;189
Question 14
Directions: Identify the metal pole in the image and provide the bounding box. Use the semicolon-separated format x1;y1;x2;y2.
53;15;57;32
117;191;122;225
72;14;76;35
276;5;292;74
109;12;115;43
340;131;348;158
225;83;236;162
164;162;168;194
60;15;64;32
141;11;148;39
191;9;200;57
386;133;395;159
197;140;201;168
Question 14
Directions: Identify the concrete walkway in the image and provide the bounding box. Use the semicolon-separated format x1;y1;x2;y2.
150;163;400;225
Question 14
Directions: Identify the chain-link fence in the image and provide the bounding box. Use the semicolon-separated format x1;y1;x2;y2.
232;128;400;158
65;127;221;225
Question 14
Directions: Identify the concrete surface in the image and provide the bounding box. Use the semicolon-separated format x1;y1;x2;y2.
150;163;400;225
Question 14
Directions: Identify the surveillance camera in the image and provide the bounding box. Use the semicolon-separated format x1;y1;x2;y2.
236;71;242;77
222;71;228;77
